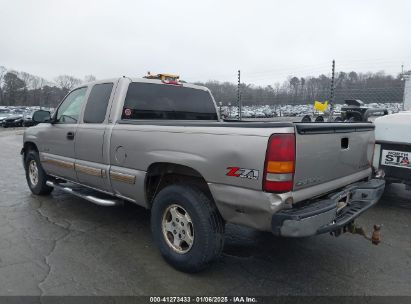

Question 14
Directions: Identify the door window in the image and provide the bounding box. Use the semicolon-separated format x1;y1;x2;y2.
56;87;88;124
83;83;114;123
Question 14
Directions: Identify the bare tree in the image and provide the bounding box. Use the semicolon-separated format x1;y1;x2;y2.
31;76;48;106
31;76;47;90
54;75;82;91
83;74;96;83
3;72;25;106
18;72;33;88
18;72;33;104
0;66;7;105
0;66;6;84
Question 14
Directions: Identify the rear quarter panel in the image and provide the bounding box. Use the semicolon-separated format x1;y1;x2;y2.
109;124;294;190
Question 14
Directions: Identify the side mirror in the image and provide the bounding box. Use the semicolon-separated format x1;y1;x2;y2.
32;110;52;123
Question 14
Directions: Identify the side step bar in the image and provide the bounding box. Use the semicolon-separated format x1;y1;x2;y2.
46;181;123;207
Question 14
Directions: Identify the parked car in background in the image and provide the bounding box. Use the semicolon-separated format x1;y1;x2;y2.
0;108;12;126
339;100;388;122
3;114;24;128
253;111;265;118
22;111;37;127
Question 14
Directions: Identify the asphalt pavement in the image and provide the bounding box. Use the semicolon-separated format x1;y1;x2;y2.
0;128;410;296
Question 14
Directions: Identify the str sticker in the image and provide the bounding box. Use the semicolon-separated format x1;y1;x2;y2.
226;167;259;180
381;149;411;169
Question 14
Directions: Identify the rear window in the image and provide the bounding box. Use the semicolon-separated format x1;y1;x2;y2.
122;82;218;120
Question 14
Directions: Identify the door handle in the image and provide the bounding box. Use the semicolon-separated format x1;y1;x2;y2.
67;132;75;140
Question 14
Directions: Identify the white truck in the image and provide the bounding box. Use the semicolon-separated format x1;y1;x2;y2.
373;111;411;190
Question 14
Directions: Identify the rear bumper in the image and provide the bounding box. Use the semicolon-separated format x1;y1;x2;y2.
271;179;385;237
374;142;411;185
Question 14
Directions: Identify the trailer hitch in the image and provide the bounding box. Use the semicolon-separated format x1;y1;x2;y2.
346;223;381;245
331;223;382;245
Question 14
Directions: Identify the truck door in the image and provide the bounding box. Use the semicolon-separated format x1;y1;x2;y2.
41;87;88;181
74;82;116;192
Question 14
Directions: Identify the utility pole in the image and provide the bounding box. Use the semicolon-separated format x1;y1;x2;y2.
330;60;335;104
403;72;411;111
329;60;335;118
237;70;242;120
401;64;407;111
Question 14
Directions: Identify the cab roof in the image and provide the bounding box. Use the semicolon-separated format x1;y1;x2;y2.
81;77;209;92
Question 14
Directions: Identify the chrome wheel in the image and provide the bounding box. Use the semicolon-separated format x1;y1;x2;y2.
28;160;39;187
162;204;194;254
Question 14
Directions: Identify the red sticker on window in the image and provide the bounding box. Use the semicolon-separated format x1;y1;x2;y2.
124;108;132;116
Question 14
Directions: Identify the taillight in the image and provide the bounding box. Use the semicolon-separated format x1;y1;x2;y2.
263;133;296;193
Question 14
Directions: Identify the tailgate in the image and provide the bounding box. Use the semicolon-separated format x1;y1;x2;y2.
293;123;375;192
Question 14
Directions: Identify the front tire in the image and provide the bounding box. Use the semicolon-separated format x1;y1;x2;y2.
25;150;53;195
151;184;224;273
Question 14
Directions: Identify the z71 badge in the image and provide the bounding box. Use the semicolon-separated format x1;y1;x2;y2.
226;167;259;180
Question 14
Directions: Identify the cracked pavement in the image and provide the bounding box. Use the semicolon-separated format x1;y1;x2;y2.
0;129;410;296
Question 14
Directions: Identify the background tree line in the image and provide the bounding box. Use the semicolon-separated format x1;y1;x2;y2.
0;66;96;107
196;70;406;106
0;65;406;107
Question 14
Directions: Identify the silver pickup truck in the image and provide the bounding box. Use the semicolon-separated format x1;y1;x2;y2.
22;77;385;272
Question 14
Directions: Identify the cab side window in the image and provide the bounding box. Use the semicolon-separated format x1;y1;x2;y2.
83;83;114;123
56;87;88;124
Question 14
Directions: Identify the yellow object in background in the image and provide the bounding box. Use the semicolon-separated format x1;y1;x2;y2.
314;100;329;112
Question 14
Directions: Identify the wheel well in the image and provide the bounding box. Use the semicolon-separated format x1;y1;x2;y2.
22;142;38;169
24;142;38;153
145;163;213;207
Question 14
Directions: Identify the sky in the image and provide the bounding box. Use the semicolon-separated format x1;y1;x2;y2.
1;0;411;86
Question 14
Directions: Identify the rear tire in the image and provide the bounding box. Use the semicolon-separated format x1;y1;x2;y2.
151;184;224;273
25;150;53;195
